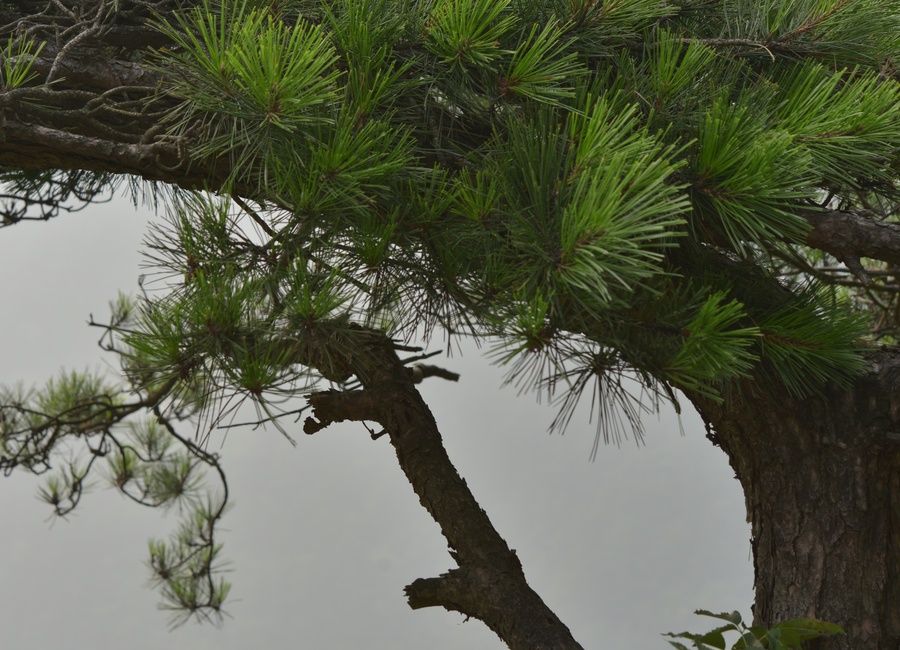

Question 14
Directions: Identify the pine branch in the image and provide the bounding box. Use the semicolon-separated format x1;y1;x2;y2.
804;209;900;267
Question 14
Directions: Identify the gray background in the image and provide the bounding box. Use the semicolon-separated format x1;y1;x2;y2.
0;199;753;648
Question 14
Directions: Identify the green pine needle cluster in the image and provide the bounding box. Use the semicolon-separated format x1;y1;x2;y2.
3;0;900;622
133;0;900;421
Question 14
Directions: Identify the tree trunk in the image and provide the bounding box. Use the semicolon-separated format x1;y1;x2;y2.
691;347;900;649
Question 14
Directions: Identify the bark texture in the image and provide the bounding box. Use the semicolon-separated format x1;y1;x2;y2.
691;348;900;649
303;328;584;650
0;1;237;197
3;2;900;647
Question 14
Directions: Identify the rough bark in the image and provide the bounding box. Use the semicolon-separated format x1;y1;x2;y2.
0;1;237;194
3;2;900;647
302;329;584;650
690;348;900;649
805;209;900;268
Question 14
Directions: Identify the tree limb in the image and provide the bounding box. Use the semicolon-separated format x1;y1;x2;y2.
804;209;900;267
300;326;584;649
406;567;584;650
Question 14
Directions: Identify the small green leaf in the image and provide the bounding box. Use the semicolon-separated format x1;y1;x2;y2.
771;617;845;645
697;629;726;649
694;610;743;626
734;629;767;648
666;642;691;650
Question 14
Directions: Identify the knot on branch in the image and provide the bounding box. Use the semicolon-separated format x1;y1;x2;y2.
405;565;583;649
407;363;461;384
302;415;330;435
303;389;384;435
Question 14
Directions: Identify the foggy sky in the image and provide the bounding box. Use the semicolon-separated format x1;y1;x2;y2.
0;198;753;649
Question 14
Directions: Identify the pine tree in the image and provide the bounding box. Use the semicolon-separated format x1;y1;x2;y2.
0;0;899;647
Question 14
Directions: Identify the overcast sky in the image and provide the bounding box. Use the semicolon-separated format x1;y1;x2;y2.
0;197;753;649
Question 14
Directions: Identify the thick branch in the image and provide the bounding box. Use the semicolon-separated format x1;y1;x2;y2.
302;327;584;649
0;2;236;190
406;567;583;650
0;119;237;191
2;120;169;172
29;47;165;91
302;389;382;434
805;209;900;267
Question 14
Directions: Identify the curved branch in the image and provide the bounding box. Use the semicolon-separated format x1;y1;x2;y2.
299;326;584;649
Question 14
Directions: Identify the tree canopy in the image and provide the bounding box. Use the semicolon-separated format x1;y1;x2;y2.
0;0;898;647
